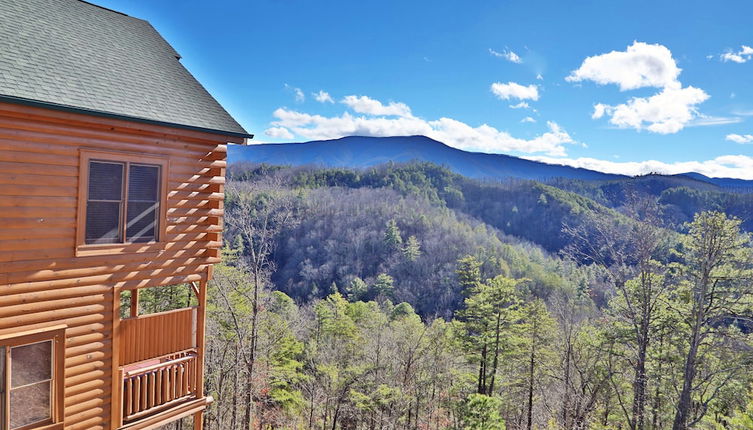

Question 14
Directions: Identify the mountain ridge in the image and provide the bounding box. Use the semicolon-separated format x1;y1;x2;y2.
230;135;623;181
229;135;753;189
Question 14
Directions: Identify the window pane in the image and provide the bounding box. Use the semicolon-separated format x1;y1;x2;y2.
88;161;124;201
86;201;122;244
10;381;51;429
126;202;158;242
11;341;51;387
128;164;160;201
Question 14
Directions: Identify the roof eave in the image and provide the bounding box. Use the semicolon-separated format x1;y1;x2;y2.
0;94;255;141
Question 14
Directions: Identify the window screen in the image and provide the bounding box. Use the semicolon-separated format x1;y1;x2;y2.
126;164;160;243
9;341;53;429
83;158;162;245
85;161;124;244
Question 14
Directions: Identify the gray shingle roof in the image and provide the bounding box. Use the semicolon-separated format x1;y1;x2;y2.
0;0;251;138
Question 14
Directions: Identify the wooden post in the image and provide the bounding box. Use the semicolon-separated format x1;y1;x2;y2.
193;275;209;430
112;287;123;429
4;347;10;429
130;288;140;318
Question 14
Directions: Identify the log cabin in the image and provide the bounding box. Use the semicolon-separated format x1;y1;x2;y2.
0;1;253;429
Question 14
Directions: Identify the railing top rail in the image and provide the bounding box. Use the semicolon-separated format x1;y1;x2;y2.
121;305;198;322
123;352;198;377
122;348;197;367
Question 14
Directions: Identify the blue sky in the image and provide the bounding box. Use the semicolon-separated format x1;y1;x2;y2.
96;0;753;178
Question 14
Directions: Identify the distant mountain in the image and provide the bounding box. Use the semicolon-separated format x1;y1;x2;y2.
230;135;624;181
677;172;753;191
229;135;753;189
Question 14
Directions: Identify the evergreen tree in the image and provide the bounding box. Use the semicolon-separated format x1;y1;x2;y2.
458;275;522;395
460;394;506;430
371;273;395;298
261;292;306;420
672;212;753;429
520;299;557;430
457;256;483;295
384;218;403;251
402;235;422;262
346;277;368;301
725;387;753;430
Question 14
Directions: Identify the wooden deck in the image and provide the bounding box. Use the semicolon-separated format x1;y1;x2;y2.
121;351;199;424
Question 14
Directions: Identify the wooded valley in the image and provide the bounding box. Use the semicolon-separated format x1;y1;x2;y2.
148;162;753;430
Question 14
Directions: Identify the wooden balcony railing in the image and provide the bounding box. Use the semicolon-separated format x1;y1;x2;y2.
121;351;199;422
119;307;197;366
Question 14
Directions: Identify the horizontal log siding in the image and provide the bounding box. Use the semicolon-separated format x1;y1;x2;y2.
0;102;230;430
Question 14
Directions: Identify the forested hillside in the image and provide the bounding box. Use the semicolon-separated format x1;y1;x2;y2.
228;162;753;256
226;162;605;314
155;162;753;429
550;176;753;232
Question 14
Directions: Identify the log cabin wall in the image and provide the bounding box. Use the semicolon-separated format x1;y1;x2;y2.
0;100;234;430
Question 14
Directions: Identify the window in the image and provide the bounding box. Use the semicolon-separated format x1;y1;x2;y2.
77;150;168;254
0;326;65;430
85;160;161;244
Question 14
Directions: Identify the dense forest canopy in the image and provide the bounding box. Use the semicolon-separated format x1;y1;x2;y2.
154;162;753;429
228;161;753;251
226;162;604;316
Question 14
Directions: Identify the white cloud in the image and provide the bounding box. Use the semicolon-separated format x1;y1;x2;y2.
264;126;294;139
536;73;544;80
489;48;522;63
526;154;753;180
592;103;609;120
721;45;753;63
271;96;576;156
509;102;530;109
341;95;412;117
689;115;742;127
721;52;746;63
491;82;539;101
431;119;573;156
567;41;682;90
284;83;305;102
313;90;334;103
593;87;710;134
726;133;753;144
521;116;536;123
569;41;710;134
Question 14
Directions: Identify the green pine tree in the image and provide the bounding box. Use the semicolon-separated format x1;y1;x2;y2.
384;219;403;251
460;394;506;430
371;273;395;298
457;256;483;295
402;235;422;262
346;277;369;301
